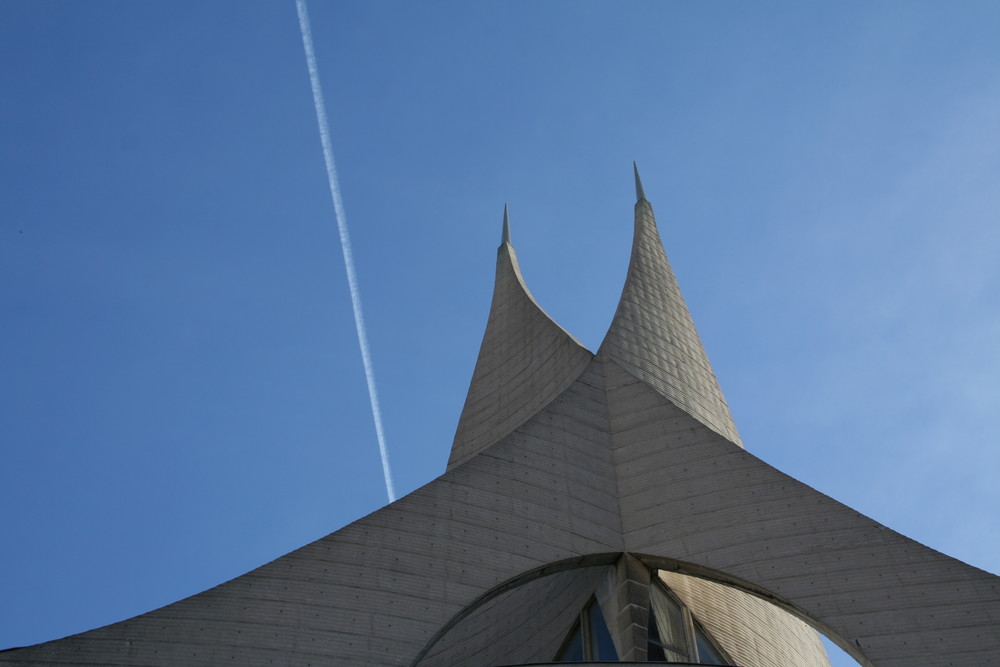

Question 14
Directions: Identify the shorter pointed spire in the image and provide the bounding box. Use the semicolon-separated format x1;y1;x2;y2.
633;162;647;202
451;202;592;470
501;204;511;245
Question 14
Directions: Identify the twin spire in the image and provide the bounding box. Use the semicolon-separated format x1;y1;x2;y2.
451;164;740;468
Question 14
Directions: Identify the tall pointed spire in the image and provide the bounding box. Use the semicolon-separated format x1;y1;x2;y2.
633;161;646;202
600;167;741;446
501;204;511;245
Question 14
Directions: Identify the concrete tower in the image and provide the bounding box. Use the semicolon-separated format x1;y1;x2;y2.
3;169;998;666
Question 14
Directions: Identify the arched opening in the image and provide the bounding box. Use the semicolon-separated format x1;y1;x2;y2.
634;554;870;666
410;554;620;666
413;553;869;666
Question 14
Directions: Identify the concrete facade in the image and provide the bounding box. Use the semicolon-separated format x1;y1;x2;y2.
3;172;997;666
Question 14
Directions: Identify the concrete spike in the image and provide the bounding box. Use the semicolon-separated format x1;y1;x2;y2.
633;162;647;202
501;204;511;245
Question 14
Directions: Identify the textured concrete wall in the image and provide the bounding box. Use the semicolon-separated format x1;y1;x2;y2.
596;552;653;661
600;199;742;447
449;241;592;469
659;570;829;666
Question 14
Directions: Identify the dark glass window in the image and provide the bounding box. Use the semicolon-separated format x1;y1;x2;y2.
649;582;691;662
588;599;618;660
646;609;668;661
554;598;619;662
557;576;735;665
555;621;584;662
694;624;727;665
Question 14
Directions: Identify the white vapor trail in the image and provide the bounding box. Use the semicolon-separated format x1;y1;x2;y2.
295;0;397;502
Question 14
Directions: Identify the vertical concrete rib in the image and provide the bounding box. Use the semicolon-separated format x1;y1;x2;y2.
449;217;593;469
599;553;652;661
599;180;741;446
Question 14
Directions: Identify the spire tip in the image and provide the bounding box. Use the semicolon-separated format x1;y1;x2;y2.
501;204;511;245
633;162;647;202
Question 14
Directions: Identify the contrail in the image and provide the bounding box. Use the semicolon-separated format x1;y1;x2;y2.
295;0;397;502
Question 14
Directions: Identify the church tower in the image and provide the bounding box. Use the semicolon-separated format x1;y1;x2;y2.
3;168;998;666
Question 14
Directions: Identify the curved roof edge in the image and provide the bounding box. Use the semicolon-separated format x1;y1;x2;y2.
448;223;593;469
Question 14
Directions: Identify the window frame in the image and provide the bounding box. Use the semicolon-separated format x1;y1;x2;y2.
553;597;618;662
649;574;735;666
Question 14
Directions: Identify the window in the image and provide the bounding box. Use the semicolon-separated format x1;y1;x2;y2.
648;583;691;662
648;576;734;665
693;623;728;666
554;577;734;664
554;597;618;662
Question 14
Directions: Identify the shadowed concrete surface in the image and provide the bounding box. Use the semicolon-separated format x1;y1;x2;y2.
3;172;996;666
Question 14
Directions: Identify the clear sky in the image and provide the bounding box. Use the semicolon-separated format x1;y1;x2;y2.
1;2;998;665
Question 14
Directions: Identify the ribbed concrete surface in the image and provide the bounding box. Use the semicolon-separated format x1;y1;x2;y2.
659;570;829;666
449;241;592;469
600;198;741;447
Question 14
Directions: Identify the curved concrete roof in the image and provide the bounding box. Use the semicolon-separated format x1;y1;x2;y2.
4;183;997;666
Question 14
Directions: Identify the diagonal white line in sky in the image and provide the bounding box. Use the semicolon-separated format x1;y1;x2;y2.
295;0;397;502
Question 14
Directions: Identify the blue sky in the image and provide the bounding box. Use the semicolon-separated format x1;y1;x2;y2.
1;2;998;664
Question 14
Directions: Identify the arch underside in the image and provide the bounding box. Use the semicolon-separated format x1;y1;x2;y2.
415;554;833;667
